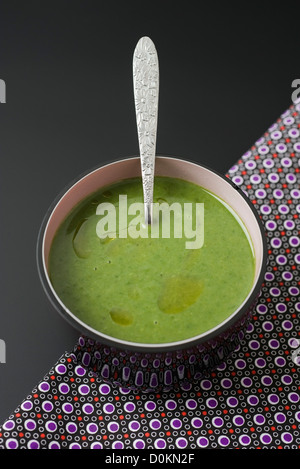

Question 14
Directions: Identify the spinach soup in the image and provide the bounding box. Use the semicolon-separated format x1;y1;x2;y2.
48;177;255;344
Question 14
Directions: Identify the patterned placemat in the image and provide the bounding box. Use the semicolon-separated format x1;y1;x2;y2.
0;100;300;450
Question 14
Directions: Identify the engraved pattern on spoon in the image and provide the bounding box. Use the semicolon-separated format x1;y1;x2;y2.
133;36;159;224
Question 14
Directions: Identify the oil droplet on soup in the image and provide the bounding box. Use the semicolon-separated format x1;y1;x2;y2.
157;276;203;314
72;219;91;259
109;308;133;326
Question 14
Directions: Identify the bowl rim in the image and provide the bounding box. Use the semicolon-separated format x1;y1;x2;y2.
36;154;268;353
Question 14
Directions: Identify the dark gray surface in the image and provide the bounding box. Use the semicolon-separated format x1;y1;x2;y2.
0;2;299;424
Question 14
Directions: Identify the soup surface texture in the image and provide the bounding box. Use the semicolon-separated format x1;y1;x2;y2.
49;177;255;344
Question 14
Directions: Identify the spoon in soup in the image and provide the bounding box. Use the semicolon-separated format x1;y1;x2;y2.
133;36;159;225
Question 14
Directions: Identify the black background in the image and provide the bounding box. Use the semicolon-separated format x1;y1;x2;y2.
0;1;299;424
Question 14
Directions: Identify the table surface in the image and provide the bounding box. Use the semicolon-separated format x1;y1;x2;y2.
0;2;299;424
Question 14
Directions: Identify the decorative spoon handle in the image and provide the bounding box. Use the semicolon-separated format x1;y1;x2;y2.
133;36;159;225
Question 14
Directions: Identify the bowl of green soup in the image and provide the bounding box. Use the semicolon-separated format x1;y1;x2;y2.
37;155;267;390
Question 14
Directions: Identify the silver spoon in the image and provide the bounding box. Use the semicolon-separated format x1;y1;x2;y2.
133;36;159;225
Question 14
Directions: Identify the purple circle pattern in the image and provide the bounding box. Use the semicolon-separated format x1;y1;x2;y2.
1;103;300;449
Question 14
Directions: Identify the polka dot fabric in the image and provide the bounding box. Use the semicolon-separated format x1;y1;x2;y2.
1;101;300;449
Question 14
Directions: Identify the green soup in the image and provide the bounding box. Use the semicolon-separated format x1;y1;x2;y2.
49;177;255;343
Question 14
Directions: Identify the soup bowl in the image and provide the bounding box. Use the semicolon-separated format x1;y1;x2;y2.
37;155;267;391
